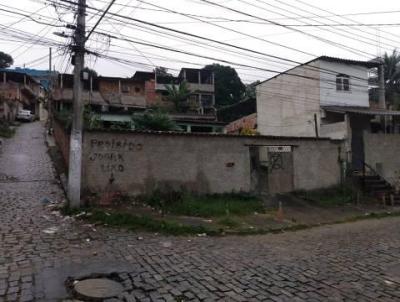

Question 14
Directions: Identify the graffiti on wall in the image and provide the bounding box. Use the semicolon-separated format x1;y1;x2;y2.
88;138;143;173
269;153;284;171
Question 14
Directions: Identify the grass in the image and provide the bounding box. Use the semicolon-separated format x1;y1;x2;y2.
141;191;265;218
292;184;354;207
61;203;400;236
218;216;240;228
62;206;218;235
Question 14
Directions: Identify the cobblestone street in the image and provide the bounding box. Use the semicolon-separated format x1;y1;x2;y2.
1;122;400;301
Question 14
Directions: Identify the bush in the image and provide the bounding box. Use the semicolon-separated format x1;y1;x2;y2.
132;109;180;131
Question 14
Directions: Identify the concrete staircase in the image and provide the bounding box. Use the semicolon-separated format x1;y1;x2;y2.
358;165;400;205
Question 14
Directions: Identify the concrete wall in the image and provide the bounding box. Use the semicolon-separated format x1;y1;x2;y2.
81;131;342;197
320;121;347;140
319;61;369;107
256;61;321;137
364;132;400;185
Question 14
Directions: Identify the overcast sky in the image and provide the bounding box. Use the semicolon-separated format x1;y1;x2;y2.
0;0;399;83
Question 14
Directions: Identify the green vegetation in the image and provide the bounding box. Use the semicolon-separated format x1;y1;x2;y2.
203;64;246;107
218;216;240;228
164;81;191;113
141;191;265;217
54;106;101;130
54;109;72;130
62;206;217;235
292;184;354;207
132;109;179;131
0;121;15;138
0;51;13;68
383;50;400;109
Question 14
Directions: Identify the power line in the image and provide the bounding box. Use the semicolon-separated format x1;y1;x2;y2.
40;0;381;83
291;0;400;44
269;0;399;50
86;0;116;41
72;0;377;82
89;31;371;90
229;0;379;57
6;0;379;91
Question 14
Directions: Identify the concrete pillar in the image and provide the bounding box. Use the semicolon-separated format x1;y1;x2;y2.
198;71;201;85
3;72;6;84
61;74;63;89
378;64;386;109
378;63;387;132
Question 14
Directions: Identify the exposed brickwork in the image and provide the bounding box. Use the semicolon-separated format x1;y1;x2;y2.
225;113;257;134
53;120;70;167
98;78;145;99
144;80;158;107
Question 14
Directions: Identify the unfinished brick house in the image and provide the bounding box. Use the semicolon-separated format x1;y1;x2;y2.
0;69;42;122
53;67;224;132
132;68;224;133
52;74;147;125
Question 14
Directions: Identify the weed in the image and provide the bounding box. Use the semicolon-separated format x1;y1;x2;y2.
292;184;355;207
218;216;240;228
67;207;219;236
139;191;265;217
0;122;15;138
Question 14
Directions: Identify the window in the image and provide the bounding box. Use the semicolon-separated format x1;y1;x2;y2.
336;74;350;91
134;87;141;93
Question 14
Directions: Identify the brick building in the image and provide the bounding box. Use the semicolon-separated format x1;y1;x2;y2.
0;69;42;122
53;67;224;132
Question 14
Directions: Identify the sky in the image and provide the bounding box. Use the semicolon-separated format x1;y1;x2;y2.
0;0;399;83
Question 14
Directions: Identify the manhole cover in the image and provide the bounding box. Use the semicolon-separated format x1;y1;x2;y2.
74;278;124;300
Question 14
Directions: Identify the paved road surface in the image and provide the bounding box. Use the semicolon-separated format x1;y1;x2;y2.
1;122;400;301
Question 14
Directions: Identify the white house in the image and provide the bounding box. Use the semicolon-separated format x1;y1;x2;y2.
256;56;400;170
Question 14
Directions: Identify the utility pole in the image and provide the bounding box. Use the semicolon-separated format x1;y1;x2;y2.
68;0;86;208
48;47;52;130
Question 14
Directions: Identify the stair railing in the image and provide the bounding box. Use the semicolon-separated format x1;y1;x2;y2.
362;161;392;193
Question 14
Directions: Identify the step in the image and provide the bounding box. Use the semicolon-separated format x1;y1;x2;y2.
362;178;387;184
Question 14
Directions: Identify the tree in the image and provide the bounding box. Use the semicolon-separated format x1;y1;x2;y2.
132;109;179;131
245;80;261;99
82;67;98;78
203;64;246;107
164;81;191;113
383;50;400;108
155;67;172;77
0;51;13;69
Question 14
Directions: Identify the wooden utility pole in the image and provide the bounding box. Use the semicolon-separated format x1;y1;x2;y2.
68;0;86;208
